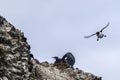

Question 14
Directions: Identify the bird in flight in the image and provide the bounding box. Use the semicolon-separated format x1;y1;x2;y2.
84;22;110;41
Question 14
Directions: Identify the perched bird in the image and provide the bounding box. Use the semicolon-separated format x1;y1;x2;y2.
84;22;110;41
53;52;75;68
29;53;34;58
52;56;63;64
28;53;34;63
62;52;75;67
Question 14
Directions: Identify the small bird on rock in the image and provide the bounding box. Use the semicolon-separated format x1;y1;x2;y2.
53;52;75;68
52;56;63;64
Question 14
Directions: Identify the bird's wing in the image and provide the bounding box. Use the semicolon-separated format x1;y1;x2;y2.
84;33;96;38
100;22;110;32
62;52;75;66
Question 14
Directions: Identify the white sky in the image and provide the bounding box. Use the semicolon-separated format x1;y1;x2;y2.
0;0;120;80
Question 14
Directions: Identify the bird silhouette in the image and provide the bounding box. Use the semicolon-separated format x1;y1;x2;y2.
84;22;110;41
62;52;75;67
52;52;75;68
52;56;63;64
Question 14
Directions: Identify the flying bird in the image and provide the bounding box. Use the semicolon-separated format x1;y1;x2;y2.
84;22;110;41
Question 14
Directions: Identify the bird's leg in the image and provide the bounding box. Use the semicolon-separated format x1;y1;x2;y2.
97;38;99;41
103;34;107;37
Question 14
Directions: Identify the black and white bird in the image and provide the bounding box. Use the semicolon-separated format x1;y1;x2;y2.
84;22;110;41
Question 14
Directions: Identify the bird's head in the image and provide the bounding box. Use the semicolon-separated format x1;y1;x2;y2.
96;32;100;35
52;56;59;60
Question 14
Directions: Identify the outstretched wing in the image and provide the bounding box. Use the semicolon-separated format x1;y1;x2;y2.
62;52;75;67
100;22;110;32
84;33;96;38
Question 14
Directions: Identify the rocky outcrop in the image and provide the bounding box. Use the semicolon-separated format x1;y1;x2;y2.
0;16;101;80
0;16;41;80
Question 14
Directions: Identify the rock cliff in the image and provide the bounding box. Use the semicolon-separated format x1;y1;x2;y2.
0;16;101;80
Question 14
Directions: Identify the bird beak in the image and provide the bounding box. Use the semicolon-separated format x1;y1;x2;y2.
52;57;55;58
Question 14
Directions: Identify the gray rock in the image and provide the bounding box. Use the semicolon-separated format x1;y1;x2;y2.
0;16;101;80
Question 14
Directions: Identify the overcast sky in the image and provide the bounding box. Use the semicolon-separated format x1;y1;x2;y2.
0;0;120;80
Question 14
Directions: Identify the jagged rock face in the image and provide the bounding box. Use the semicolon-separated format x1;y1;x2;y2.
0;16;41;80
0;16;101;80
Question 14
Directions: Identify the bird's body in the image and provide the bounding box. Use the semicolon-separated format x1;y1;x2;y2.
29;53;34;58
95;32;106;41
53;52;75;68
84;22;109;41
